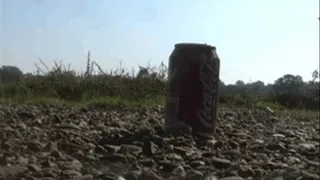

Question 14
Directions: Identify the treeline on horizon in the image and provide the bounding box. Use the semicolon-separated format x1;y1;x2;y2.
0;62;319;110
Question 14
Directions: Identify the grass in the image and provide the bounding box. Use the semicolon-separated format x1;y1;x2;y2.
276;108;319;121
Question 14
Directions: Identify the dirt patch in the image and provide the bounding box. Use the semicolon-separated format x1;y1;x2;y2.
0;104;319;180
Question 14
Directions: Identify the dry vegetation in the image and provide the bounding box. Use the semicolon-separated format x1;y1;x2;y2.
0;52;319;112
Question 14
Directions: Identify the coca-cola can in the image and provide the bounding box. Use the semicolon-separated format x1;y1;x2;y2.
164;43;220;133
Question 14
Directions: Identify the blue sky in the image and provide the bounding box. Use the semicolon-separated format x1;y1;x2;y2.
1;0;319;84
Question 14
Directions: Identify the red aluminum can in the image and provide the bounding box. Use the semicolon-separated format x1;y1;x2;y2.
164;43;220;133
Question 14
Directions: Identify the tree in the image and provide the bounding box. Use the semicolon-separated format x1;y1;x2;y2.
235;80;245;87
272;74;304;95
0;66;24;83
246;81;265;94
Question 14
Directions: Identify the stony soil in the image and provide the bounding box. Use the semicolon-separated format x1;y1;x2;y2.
0;104;319;180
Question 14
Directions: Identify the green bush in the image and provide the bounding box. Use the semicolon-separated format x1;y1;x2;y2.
0;63;167;107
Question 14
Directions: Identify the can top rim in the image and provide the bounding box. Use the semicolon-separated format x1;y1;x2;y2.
175;43;216;50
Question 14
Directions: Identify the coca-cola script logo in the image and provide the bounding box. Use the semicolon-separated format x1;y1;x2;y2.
197;54;219;128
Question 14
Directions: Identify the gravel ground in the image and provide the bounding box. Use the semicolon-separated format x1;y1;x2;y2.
0;104;319;180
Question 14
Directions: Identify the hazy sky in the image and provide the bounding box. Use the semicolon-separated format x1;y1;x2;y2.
1;0;319;84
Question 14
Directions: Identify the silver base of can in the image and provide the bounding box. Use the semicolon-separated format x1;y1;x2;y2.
163;121;192;136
